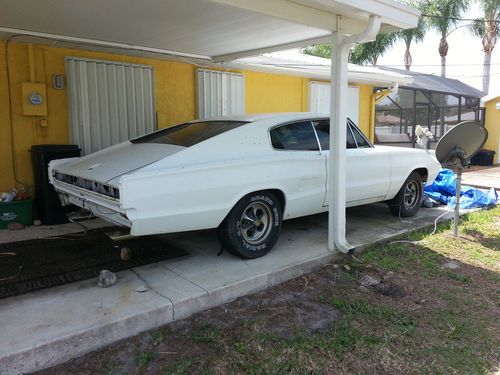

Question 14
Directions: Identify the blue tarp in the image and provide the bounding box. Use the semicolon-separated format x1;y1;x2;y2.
424;169;499;209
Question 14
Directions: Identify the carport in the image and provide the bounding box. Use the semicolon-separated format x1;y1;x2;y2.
0;0;419;252
0;1;420;372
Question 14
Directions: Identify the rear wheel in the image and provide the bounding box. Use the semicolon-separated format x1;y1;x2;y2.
217;192;283;259
388;172;423;217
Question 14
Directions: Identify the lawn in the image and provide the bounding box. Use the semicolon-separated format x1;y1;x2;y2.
38;207;500;375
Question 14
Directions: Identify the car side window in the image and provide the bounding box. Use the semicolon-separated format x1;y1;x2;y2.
349;123;371;148
312;120;356;150
270;121;319;151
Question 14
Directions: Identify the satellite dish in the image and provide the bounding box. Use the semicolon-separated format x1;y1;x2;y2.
435;121;488;237
436;121;488;166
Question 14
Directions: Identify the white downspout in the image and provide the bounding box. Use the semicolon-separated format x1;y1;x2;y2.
329;15;382;253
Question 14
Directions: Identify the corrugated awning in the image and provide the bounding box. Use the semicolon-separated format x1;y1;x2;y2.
377;67;485;98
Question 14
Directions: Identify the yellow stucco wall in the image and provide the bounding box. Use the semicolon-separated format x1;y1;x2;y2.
0;42;198;191
483;97;500;164
357;84;372;137
246;71;307;113
0;41;374;191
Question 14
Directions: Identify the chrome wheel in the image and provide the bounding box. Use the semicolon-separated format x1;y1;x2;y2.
240;202;273;244
404;181;420;209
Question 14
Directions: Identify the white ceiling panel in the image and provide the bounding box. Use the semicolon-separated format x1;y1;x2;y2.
0;0;419;61
0;0;328;57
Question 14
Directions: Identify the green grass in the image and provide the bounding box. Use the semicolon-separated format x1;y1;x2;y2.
135;350;154;370
163;358;201;375
189;325;221;344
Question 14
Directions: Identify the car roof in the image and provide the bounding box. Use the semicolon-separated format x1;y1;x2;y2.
191;112;330;123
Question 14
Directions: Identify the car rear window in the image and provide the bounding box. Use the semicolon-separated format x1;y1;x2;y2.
131;121;247;147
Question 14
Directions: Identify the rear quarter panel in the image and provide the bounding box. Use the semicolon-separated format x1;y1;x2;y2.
119;153;326;236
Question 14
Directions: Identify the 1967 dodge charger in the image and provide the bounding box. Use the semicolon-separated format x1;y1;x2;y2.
49;113;441;258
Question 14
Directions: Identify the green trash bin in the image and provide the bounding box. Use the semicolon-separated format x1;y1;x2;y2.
0;200;33;229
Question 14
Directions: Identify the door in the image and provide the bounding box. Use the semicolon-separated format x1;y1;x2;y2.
312;119;391;206
270;121;326;217
66;57;156;155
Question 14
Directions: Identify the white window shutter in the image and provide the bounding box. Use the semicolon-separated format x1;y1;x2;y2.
308;81;360;125
197;69;245;119
66;57;156;155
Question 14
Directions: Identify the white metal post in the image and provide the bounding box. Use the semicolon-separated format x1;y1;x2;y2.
328;20;350;252
328;15;382;253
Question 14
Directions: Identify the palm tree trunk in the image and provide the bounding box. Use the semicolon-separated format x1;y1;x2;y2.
439;34;448;78
404;43;412;71
483;51;492;94
441;56;446;77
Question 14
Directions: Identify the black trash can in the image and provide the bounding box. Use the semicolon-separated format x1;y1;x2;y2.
30;144;81;225
470;149;496;166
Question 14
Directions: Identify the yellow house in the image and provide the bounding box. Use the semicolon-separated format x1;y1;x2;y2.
0;41;409;192
481;94;500;164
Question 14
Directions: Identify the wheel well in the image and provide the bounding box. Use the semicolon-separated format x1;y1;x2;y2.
242;189;286;213
413;168;428;182
266;189;286;212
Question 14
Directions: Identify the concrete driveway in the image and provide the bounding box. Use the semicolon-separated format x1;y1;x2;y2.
462;165;500;190
0;204;452;374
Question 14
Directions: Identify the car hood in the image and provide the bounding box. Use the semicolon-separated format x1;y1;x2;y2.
53;141;185;184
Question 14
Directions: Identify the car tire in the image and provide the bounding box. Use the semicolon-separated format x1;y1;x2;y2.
217;191;283;259
388;172;423;217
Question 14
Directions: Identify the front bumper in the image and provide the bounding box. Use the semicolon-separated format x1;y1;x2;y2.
52;180;131;228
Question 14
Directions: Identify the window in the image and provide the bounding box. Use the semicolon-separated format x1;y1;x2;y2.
132;121;247;147
312;120;330;150
197;69;245;119
311;119;364;150
349;121;371;148
347;127;357;149
270;122;319;151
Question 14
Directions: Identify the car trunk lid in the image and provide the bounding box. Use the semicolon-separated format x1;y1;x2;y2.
54;141;185;184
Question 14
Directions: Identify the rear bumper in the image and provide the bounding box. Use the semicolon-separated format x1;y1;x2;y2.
52;180;131;228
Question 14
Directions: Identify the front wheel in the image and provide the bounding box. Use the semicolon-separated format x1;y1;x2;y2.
388;172;423;217
217;192;283;259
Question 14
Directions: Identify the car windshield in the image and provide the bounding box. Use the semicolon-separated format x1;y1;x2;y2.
131;121;248;147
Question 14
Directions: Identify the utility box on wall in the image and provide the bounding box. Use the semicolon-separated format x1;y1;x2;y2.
21;82;47;116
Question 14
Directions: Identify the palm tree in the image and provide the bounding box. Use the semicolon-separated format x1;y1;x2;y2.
349;32;397;65
303;44;331;59
303;32;396;66
398;0;428;70
426;0;470;77
470;0;500;94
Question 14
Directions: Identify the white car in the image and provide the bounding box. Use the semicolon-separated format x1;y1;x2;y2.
49;113;441;258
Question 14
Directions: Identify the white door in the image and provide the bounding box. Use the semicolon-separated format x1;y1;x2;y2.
269;121;327;217
66;57;156;155
312;119;391;206
308;82;360;125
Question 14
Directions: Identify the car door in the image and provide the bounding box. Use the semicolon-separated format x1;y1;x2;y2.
312;119;391;206
269;121;327;218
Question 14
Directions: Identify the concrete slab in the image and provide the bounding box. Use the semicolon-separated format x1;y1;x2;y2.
462;165;500;190
0;204;454;374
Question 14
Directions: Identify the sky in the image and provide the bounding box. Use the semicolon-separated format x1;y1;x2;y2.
377;2;500;96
